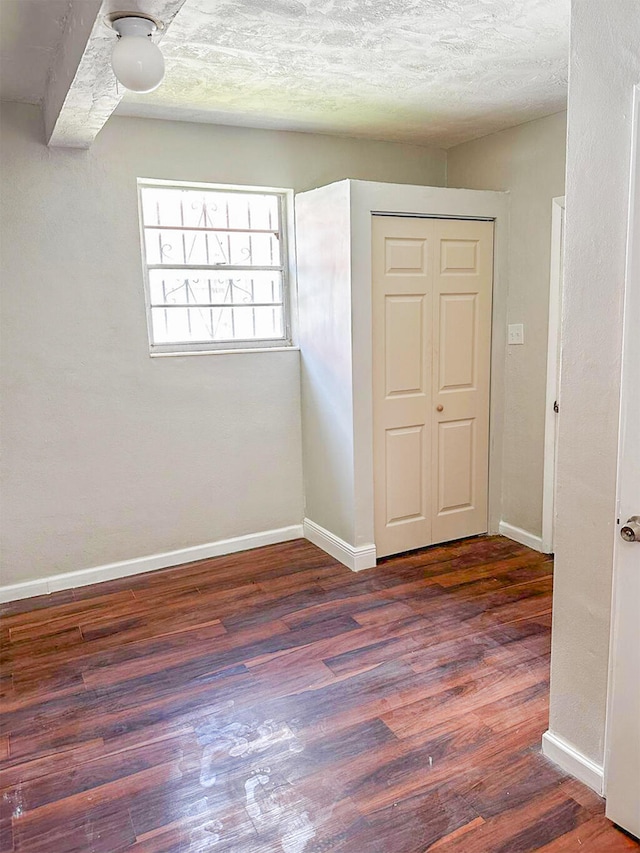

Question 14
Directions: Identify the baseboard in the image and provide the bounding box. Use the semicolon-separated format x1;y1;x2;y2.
542;731;605;796
0;578;51;602
0;524;304;603
303;518;376;572
499;521;544;553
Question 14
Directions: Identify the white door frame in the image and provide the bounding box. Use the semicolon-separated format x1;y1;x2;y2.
541;196;566;554
604;84;640;834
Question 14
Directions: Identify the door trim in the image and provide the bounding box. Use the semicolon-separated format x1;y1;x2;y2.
541;196;566;554
372;211;495;222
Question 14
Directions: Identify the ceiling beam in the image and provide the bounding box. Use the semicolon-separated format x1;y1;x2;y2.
44;0;186;148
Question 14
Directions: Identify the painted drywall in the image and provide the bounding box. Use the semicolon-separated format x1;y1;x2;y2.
548;0;640;767
0;101;446;586
296;181;356;544
447;111;568;538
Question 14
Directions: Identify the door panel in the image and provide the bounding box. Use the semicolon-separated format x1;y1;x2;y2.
439;294;477;390
373;215;494;557
432;218;493;544
384;238;428;275
440;239;479;274
385;296;425;396
373;217;432;557
385;426;427;524
437;419;475;513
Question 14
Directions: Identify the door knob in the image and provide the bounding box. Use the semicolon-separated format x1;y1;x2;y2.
436;405;444;412
620;516;640;542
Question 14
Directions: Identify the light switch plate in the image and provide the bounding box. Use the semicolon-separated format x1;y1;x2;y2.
508;323;524;345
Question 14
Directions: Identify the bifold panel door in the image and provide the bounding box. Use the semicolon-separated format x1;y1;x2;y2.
372;215;494;558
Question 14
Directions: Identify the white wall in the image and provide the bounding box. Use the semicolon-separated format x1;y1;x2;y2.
0;101;446;588
447;111;568;539
549;0;640;768
296;182;356;544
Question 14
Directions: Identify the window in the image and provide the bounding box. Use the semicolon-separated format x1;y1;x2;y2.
137;180;293;354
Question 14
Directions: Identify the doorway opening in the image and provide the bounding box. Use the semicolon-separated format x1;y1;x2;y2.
541;196;566;555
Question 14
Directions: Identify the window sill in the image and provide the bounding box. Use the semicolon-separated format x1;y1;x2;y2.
149;346;300;358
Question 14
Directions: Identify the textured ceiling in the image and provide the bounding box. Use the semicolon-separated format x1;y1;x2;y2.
0;0;570;149
117;0;570;147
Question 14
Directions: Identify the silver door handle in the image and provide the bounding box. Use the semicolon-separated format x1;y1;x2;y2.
620;516;640;542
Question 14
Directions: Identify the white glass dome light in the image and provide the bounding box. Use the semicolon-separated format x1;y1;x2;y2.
111;16;165;94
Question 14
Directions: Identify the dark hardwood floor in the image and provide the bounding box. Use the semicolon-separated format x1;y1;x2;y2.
0;536;637;853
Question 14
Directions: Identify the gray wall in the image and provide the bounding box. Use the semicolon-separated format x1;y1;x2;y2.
549;0;640;767
0;101;446;586
447;111;568;538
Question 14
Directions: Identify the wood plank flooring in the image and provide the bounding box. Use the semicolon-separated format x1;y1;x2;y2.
0;536;637;853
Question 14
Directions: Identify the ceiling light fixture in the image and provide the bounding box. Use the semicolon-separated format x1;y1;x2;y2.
110;14;165;94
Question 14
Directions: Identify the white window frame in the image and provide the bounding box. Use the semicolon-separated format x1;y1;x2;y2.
137;178;296;355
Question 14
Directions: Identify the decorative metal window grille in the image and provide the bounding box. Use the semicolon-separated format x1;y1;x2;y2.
137;181;292;353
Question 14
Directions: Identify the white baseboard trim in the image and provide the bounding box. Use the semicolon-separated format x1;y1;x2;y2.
0;524;304;603
542;730;605;796
499;520;544;553
303;518;376;572
0;577;51;602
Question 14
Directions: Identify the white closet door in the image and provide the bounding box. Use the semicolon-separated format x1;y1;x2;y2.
431;218;494;544
372;216;434;558
372;215;494;558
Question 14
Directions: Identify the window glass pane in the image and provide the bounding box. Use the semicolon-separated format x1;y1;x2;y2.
148;271;283;306
254;306;284;339
141;188;182;227
141;188;280;230
150;306;217;343
144;229;280;267
250;273;282;304
150;305;284;344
